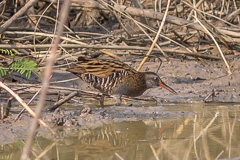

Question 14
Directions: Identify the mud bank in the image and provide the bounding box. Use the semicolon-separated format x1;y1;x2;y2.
1;55;240;144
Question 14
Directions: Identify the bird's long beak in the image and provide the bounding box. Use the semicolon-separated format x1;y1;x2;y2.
159;82;177;94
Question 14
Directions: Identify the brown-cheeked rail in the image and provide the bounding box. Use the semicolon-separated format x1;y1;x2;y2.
67;57;177;106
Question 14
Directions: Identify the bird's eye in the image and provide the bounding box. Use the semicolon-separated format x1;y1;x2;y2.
154;77;158;81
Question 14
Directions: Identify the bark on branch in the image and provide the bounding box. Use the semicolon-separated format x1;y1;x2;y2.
72;0;240;38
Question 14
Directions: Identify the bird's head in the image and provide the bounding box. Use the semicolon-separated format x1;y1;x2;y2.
144;72;177;94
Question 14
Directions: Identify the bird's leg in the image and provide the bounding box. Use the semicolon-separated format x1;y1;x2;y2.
113;95;122;106
99;94;105;107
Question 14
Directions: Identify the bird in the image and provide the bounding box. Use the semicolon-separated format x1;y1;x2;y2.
67;56;177;106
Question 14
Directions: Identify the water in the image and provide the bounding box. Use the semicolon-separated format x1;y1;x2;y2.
1;103;240;160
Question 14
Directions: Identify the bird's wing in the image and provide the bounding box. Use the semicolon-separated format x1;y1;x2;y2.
67;57;137;78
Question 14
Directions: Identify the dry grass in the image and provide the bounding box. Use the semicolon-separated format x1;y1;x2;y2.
0;1;240;159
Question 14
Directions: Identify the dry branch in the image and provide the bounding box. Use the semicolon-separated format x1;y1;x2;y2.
72;0;240;39
0;0;38;34
137;0;171;71
47;91;79;111
0;81;55;134
0;44;221;60
226;8;240;22
20;0;71;159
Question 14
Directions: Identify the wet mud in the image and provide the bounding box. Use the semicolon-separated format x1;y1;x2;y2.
1;55;240;145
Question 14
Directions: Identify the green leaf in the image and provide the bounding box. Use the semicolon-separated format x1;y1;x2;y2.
9;58;39;79
0;67;7;77
0;49;16;57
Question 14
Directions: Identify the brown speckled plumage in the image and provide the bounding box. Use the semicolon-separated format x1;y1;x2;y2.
67;57;176;106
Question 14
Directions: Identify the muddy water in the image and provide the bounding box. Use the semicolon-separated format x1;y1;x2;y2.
1;103;240;160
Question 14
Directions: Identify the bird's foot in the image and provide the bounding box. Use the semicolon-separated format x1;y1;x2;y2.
99;94;105;108
113;95;122;106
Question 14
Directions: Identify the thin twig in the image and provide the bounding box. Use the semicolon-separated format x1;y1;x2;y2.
3;31;120;59
47;91;79;111
34;142;56;160
15;84;44;121
107;0;169;59
20;0;71;159
137;0;171;71
215;150;224;160
34;0;57;63
0;43;221;60
4;97;12;118
114;152;125;160
195;111;220;141
193;0;232;74
0;81;55;134
0;0;38;33
193;114;200;160
150;144;160;160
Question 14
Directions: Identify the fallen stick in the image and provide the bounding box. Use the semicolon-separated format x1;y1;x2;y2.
0;43;221;60
47;91;79;111
72;0;240;38
0;0;38;34
0;81;56;135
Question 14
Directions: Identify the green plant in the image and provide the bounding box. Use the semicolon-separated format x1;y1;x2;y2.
0;66;7;77
0;49;38;79
0;49;15;57
9;58;38;79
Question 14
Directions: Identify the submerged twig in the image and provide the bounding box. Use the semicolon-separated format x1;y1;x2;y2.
195;111;220;141
150;144;160;160
203;89;215;103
